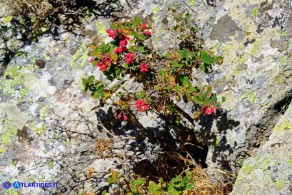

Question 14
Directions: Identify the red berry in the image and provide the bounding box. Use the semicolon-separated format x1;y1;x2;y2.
123;115;128;121
141;23;147;29
202;106;215;115
144;30;151;35
117;113;122;119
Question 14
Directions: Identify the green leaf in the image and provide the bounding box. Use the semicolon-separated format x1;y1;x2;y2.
111;53;119;62
88;76;95;82
149;181;160;194
185;13;190;23
137;33;146;40
159;70;166;76
183;49;189;59
136;90;146;99
130;31;138;37
222;96;226;102
101;190;107;195
180;76;189;86
193;95;203;104
107;171;120;184
91;49;99;56
129;46;136;53
173;61;183;70
132;178;146;186
131;186;138;193
200;50;213;65
138;46;145;52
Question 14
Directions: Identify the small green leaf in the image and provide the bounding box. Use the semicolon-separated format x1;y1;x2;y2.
222;96;226;102
193;95;203;104
183;49;189;59
129;46;136;53
132;178;146;186
159;70;166;76
107;171;120;184
149;181;160;194
136;90;146;99
200;50;213;65
180;76;189;86
111;53;119;62
130;31;138;37
138;46;145;52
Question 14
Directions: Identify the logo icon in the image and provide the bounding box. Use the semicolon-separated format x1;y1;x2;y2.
3;182;11;189
12;181;21;190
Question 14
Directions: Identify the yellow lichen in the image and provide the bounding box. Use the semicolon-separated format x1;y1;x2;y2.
70;42;89;69
273;119;292;132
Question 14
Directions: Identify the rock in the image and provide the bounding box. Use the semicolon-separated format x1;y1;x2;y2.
231;102;292;195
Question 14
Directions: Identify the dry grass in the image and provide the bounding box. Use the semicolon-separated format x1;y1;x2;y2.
183;166;230;195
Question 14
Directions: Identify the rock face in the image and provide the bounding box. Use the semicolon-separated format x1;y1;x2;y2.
0;0;291;194
231;102;292;195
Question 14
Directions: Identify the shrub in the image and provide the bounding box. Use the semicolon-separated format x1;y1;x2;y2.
83;16;224;125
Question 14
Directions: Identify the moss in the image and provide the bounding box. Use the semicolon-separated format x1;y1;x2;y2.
70;42;89;69
273;179;284;191
273;119;292;132
242;164;253;174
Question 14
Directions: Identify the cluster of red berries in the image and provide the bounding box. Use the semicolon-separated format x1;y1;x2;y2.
125;53;135;65
141;23;151;36
140;63;149;73
96;53;112;71
136;100;148;112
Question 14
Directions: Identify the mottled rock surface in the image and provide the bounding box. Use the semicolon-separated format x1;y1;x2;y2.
231;102;292;195
0;0;291;194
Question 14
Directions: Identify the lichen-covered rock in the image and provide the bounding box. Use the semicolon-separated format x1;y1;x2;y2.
231;102;292;195
0;0;291;194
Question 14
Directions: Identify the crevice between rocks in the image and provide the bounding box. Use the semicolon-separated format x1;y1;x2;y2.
246;88;292;154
